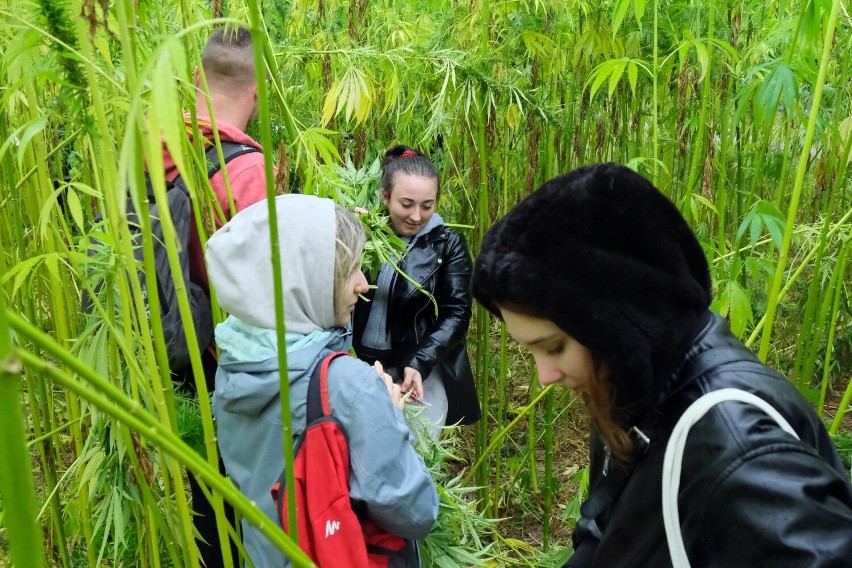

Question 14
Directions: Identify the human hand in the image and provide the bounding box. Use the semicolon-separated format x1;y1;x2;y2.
374;361;403;410
353;207;368;215
401;367;424;401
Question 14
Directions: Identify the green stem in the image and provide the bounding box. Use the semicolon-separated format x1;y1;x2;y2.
0;282;46;568
684;9;714;211
542;388;554;550
758;0;842;361
652;0;659;179
474;102;491;506
16;77;73;567
818;240;849;415
527;363;539;493
463;384;557;487
246;2;299;543
491;322;507;519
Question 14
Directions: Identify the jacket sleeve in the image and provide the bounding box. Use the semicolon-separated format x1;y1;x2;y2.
690;445;852;567
339;360;439;540
405;231;473;377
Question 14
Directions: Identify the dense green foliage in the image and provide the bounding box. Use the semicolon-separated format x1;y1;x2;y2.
0;0;850;565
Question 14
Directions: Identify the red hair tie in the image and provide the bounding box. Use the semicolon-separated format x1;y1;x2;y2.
400;150;418;158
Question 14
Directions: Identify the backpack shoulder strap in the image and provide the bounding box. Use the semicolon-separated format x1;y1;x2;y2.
662;388;798;568
202;141;261;178
306;352;351;424
171;141;261;191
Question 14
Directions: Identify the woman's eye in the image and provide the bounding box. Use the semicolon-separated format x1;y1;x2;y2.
546;343;565;356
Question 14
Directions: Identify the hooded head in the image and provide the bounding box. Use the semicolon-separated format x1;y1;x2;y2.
472;163;712;427
206;195;339;333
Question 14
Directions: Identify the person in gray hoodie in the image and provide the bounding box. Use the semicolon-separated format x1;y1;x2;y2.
205;194;439;567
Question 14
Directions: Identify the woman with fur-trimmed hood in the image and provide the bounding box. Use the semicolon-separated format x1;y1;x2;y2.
472;163;852;567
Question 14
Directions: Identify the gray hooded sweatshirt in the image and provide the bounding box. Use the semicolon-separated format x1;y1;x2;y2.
206;195;438;567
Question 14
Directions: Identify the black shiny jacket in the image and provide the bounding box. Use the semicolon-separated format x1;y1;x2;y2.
569;312;852;567
353;224;480;425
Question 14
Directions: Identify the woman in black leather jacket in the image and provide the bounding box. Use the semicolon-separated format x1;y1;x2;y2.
471;163;852;567
353;145;480;436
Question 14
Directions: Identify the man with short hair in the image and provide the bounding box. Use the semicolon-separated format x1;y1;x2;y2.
159;25;275;568
163;25;272;301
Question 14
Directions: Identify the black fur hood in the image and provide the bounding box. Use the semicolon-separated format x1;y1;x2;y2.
472;163;712;424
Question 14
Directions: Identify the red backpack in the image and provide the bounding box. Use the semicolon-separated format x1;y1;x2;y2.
271;352;409;567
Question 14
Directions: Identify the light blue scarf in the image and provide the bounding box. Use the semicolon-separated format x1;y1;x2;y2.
215;315;332;362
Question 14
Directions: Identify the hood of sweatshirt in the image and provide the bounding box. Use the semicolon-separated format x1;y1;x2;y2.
206;194;337;332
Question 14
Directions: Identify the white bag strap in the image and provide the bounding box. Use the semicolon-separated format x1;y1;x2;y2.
662;388;799;568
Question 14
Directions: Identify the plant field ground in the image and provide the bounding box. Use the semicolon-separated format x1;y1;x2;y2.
1;0;851;566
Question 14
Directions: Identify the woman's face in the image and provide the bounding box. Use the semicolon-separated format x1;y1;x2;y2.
382;173;438;237
335;264;370;327
501;308;596;395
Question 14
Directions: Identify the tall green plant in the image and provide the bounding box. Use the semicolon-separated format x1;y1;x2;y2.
758;0;842;362
0;280;46;568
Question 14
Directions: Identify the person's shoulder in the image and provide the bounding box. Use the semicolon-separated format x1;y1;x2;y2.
675;379;825;482
327;353;373;377
425;223;467;246
215;122;263;151
438;226;472;260
324;354;400;424
697;357;821;437
325;354;383;396
217;145;266;186
442;225;470;246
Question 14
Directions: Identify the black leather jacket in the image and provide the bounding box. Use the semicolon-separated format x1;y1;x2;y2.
569;312;852;567
353;224;480;425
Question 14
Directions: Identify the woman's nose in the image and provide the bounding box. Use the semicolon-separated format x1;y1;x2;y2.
534;355;562;386
355;272;369;294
